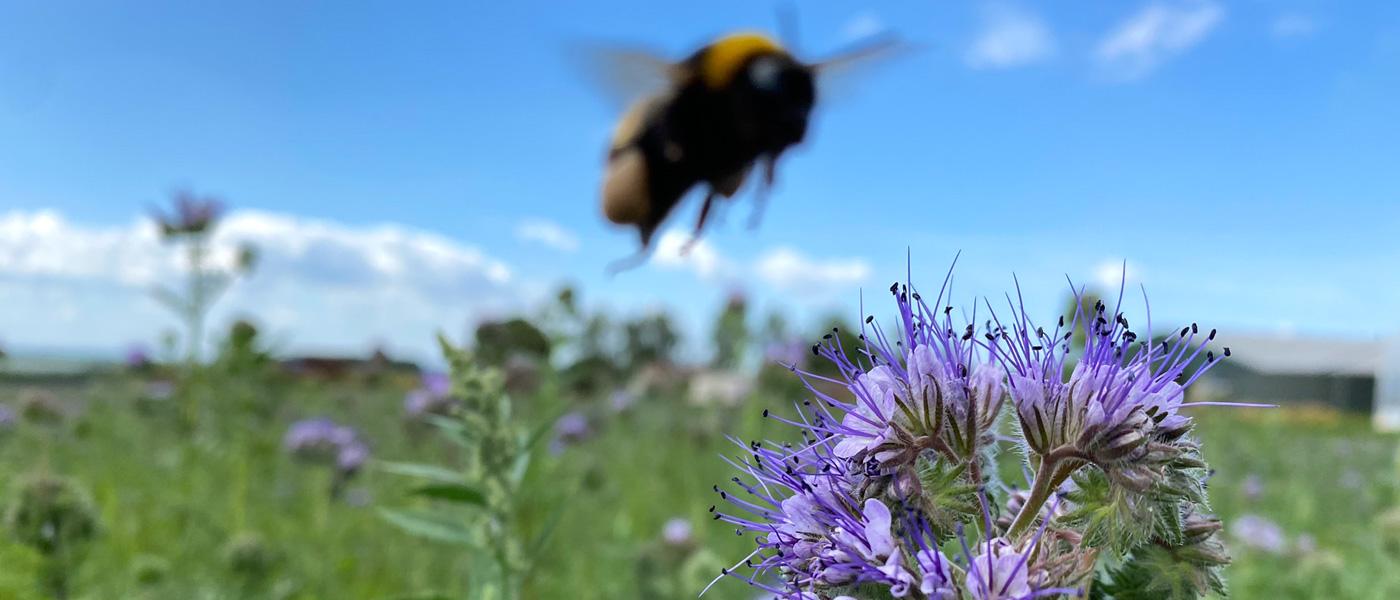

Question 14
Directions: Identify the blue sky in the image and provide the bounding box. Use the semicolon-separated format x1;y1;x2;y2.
2;1;1398;362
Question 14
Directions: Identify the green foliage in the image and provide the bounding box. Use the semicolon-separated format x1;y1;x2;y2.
378;336;558;600
1099;512;1230;600
474;318;552;366
711;294;748;369
915;456;981;535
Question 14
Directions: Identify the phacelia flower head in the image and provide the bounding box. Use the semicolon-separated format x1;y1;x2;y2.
789;268;1005;474
283;417;368;475
991;278;1256;485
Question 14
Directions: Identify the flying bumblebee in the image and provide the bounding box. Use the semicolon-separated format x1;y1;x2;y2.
592;30;900;272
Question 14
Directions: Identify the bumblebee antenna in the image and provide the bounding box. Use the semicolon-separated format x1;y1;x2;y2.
776;1;801;56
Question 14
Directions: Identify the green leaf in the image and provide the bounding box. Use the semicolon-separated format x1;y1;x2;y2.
377;461;464;484
377;508;478;546
411;482;487;505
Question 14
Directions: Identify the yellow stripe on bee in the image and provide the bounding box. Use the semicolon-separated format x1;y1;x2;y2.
700;32;784;89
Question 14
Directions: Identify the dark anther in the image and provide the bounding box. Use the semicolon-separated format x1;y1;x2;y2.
1208;328;1217;340
890;282;899;294
1180;327;1190;337
1223;347;1232;357
762;409;770;417
1192;323;1199;334
866;316;874;324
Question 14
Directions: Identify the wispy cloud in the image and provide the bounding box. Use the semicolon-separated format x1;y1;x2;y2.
0;209;517;359
840;12;888;43
755;247;872;294
1270;13;1317;40
1095;2;1224;81
965;4;1056;69
515;218;580;253
652;230;727;279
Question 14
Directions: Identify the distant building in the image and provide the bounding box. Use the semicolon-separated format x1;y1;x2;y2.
279;349;420;381
1192;334;1400;430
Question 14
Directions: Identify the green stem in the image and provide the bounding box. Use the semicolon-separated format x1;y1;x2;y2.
1006;447;1084;539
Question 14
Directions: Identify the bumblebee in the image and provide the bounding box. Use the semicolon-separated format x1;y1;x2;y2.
596;31;896;272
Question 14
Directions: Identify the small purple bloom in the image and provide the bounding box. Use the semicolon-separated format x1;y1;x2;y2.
125;344;151;369
284;418;369;475
662;518;694;548
403;372;459;420
0;403;15;430
550;411;592;454
763;339;809;369
1241;473;1263;502
1231;514;1287;554
609;389;636;413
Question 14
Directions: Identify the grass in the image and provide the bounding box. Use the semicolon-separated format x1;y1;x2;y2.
1;373;1398;599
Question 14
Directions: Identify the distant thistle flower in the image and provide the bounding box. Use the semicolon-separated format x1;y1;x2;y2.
153;189;223;238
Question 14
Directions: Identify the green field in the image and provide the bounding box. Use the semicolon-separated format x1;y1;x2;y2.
1;371;1397;599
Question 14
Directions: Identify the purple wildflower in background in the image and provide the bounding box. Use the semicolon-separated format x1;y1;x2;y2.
283;418;367;475
403;372;458;420
0;403;15;430
1241;473;1263;502
550;411;592;454
764;339;809;370
1231;514;1287;554
125;344;151;369
662;518;694;548
609;389;636;413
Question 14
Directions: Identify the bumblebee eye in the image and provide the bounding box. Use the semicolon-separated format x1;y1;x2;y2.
747;56;783;91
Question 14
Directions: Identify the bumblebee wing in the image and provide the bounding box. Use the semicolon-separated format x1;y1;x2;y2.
808;34;910;104
570;42;684;110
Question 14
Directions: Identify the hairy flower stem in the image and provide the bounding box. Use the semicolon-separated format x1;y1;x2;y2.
1006;447;1084;539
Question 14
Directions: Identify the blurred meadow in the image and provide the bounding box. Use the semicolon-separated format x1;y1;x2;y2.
4;1;1400;599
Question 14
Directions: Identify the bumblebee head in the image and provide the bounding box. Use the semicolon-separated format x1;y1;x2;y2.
698;32;816;147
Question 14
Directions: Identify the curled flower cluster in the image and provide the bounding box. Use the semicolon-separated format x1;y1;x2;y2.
283;418;370;475
710;265;1249;599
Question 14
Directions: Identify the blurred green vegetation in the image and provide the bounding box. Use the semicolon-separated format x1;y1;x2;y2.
0;300;1398;598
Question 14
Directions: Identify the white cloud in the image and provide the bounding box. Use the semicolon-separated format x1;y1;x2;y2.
0;209;517;361
756;247;872;294
1270;14;1316;39
515;218;580;253
965;4;1056;69
1095;2;1224;81
840;12;888;42
652;230;726;279
1092;258;1140;291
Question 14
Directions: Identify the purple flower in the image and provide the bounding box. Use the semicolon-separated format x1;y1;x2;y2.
125;344;151;369
763;339;809;369
1241;473;1263;502
284;418;368;474
786;275;1004;470
992;283;1261;473
662;518;694;548
609;389;637;413
550;411;592;454
1231;514;1287;554
0;403;15;430
403;372;459;420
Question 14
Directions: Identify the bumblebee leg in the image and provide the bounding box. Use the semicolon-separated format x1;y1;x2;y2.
681;191;717;256
747;156;778;230
605;222;660;276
